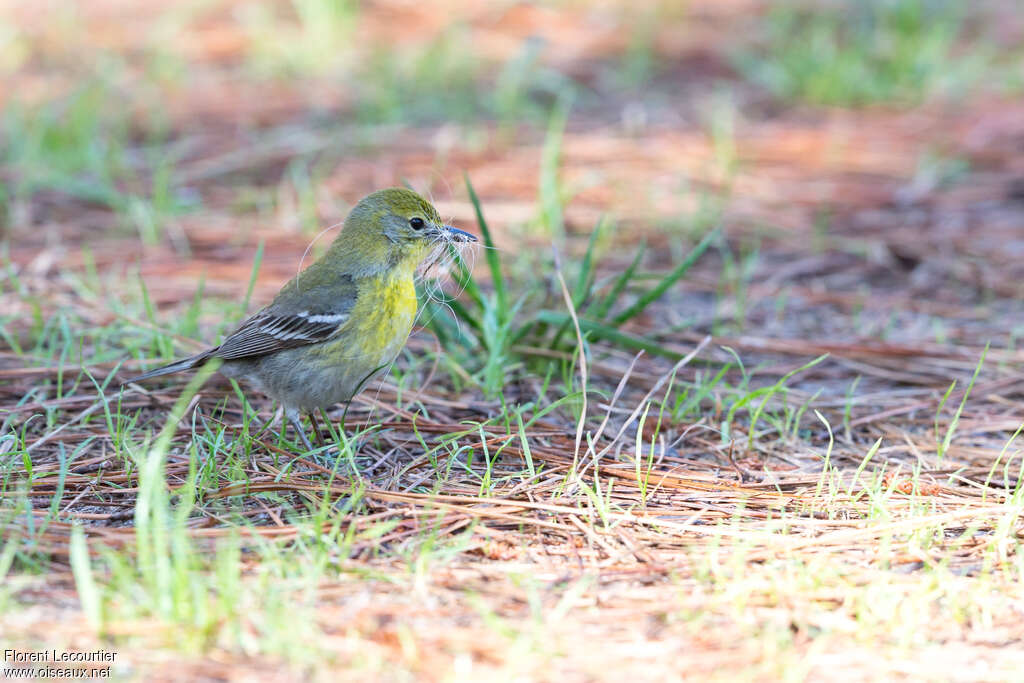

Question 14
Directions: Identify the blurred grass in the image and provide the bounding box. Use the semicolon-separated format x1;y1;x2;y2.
735;0;1002;106
4;0;1016;243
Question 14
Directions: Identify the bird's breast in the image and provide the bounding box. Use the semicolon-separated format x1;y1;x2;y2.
347;273;418;365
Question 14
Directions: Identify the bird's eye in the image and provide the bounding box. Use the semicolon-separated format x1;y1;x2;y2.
409;217;425;230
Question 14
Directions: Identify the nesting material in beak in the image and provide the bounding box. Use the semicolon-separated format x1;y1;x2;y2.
443;226;477;243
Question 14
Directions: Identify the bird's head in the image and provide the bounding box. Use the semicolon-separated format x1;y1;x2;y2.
333;188;476;275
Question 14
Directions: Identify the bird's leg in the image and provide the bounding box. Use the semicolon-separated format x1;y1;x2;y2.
308;409;327;448
285;407;315;452
318;407;342;442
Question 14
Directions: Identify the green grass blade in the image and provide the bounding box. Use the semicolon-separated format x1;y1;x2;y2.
573;216;605;306
590;242;646;321
443;295;483;336
70;524;103;632
539;93;571;243
548;216;609;351
465;174;505;315
241;239;265;315
938;343;988;463
611;228;717;327
535;310;686;361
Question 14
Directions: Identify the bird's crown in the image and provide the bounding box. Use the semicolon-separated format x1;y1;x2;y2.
356;187;442;224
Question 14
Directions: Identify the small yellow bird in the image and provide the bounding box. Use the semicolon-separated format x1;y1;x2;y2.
125;188;476;449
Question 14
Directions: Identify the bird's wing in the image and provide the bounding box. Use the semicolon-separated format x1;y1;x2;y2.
213;276;356;361
213;310;350;360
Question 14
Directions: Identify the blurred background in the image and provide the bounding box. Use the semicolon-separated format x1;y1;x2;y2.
2;0;1024;328
5;5;1024;677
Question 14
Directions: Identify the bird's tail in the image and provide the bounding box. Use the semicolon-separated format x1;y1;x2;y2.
122;351;213;386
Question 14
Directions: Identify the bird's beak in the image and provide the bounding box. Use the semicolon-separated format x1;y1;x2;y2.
443;225;478;243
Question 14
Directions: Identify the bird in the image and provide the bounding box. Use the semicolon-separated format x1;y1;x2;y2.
123;187;477;450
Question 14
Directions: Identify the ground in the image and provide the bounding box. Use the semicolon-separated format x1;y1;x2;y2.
3;1;1024;681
